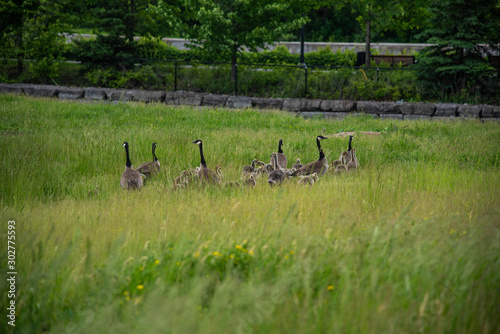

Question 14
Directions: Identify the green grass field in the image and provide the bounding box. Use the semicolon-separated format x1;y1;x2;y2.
1;94;499;333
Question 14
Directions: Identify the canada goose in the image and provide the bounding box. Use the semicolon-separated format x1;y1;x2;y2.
298;173;319;186
192;139;220;185
268;153;286;186
120;142;143;190
270;139;287;169
292;158;303;169
136;142;160;178
292;135;329;176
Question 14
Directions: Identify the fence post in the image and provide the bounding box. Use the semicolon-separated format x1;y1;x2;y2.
174;60;178;91
235;63;238;96
376;67;380;81
304;64;308;97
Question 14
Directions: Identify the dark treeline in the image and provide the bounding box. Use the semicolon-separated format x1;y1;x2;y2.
0;0;499;103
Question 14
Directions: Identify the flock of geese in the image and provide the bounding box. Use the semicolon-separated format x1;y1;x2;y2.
120;135;359;190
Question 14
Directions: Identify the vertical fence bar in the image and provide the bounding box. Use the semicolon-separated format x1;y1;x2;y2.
376;67;380;81
235;63;238;96
304;65;308;97
174;60;178;91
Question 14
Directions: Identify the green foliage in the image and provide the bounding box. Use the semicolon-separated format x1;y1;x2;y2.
0;0;68;82
70;0;162;70
184;0;308;79
304;47;355;66
416;0;500;97
74;35;138;71
136;36;183;60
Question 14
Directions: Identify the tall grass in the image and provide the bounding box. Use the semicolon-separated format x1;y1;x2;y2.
1;95;499;333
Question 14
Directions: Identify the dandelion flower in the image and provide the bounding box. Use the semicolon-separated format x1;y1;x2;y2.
155;259;160;265
249;250;254;255
137;284;144;290
327;285;334;290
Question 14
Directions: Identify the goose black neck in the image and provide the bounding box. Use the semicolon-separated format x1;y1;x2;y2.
152;145;158;162
348;136;352;151
125;145;132;168
317;138;325;160
278;140;283;153
198;142;207;167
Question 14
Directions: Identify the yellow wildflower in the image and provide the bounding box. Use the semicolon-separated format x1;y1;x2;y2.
155;259;160;265
137;284;144;290
327;285;334;290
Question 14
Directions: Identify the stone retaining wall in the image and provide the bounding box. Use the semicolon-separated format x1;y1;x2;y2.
1;83;498;121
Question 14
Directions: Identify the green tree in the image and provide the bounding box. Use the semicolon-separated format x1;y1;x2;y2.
330;0;429;66
183;0;308;80
416;0;500;97
72;0;164;70
0;0;67;81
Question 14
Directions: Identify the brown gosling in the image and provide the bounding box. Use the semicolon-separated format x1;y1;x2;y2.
292;158;303;169
245;174;257;188
298;172;319;186
334;164;348;175
253;159;266;167
242;159;257;175
224;181;241;189
347;148;358;172
268;153;286;186
215;164;224;181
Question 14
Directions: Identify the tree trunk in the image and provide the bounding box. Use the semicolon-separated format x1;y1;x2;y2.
365;19;371;67
127;0;135;42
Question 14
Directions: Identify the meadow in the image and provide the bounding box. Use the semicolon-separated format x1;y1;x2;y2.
0;94;499;334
